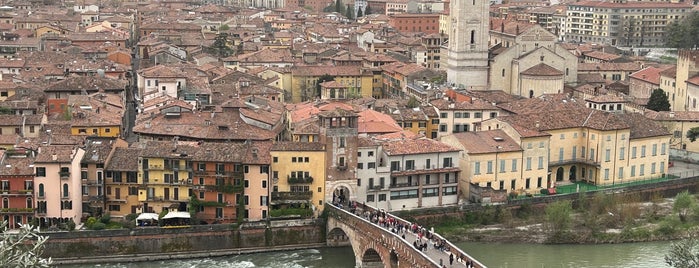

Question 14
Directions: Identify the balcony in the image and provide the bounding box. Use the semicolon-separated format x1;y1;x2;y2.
0;190;32;196
390;182;419;188
59;171;70;179
337;165;347;171
271;191;313;201
548;158;600;167
206;184;244;194
287;175;313;184
0;208;34;214
367;185;383;191
193;170;244;177
390;166;460;176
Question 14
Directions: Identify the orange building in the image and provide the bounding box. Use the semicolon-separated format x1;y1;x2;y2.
389;13;440;34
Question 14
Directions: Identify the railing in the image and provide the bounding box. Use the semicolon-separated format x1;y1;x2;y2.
0;208;34;213
367;185;383;191
59;171;70;179
390;182;419;188
271;191;312;201
327;203;487;268
194;170;244;177
0;190;32;196
288;175;313;184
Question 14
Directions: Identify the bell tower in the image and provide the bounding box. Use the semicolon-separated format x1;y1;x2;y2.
443;0;490;89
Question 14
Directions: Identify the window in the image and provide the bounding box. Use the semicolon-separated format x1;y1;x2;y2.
538;157;544;170
652;144;657;156
605;149;611;162
35;167;46;177
442;186;457;196
526;157;532;170
631;147;637;159
368;162;376;169
390;161;400;171
661;143;667;155
273;157;278;163
618;167;624;179
619;147;625;160
487;161;493;174
339;137;345;148
442;158;453;168
499;159;505;173
474;162;480;175
439;124;447;132
641;145;646;157
378;194;386;201
537;177;542;188
640;164;645;176
405;160;415;170
62;183;69;197
440;112;447;118
604;169;609;181
367;194;375;202
474;112;482;118
357;163;364;169
651;163;656;174
631;166;636;177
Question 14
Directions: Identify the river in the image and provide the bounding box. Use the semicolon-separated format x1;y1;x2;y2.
60;241;673;268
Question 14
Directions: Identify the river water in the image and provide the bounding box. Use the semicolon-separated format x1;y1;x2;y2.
61;241;674;268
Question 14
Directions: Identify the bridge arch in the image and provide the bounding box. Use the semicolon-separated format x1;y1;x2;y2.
362;248;384;267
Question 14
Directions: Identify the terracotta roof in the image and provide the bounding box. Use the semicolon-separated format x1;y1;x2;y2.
0;156;34;176
583;50;621;61
430;98;499;110
586;94;625;103
629;66;674;85
687;75;699;86
272;141;325;151
578;62;642;72
450;130;523;154
106;147;141;171
382;138;459;155
520;63;563;76
358;109;402;134
35;145;76;163
613;113;668;139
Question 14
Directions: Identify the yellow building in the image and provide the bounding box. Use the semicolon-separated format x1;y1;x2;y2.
289;65;373;103
491;96;671;186
647;111;699;152
391;106;440;138
442;129;550;197
270;142;326;216
105;147;142;218
137;141;195;214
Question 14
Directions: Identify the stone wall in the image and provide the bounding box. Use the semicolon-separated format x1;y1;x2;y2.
44;220;326;263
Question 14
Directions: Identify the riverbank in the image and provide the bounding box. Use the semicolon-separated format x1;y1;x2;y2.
425;194;697;245
53;242;328;265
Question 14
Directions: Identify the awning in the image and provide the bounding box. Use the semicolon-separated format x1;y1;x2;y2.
136;213;159;221
162;211;191;220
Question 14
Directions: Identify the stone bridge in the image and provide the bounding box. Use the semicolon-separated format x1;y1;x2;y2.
326;203;486;268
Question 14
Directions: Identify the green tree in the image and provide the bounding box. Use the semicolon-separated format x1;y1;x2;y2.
346;5;354;20
545;200;572;234
666;11;699;49
335;0;342;13
316;74;335;98
365;5;372;15
687;127;699;142
357;7;363;18
0;221;52;267
219;24;230;31
407;96;419;108
647;88;671;112
666;234;699;268
674;190;696;223
211;32;234;58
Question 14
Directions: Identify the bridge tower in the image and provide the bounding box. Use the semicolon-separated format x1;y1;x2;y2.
443;0;490;89
319;108;358;206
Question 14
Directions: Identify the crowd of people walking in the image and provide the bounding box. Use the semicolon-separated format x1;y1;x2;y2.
342;201;479;268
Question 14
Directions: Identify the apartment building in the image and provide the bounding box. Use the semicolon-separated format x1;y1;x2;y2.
565;1;693;47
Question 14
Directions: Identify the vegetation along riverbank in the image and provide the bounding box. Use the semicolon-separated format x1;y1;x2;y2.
398;190;699;245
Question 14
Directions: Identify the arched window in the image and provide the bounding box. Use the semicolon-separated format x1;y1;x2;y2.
529;90;534;98
501;69;505;77
63;183;69;197
694;98;697;109
470;30;475;44
2;197;8;208
38;184;44;198
26;198;32;209
565;68;569;76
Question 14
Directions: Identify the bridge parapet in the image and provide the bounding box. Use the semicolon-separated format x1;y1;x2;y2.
326;203;486;268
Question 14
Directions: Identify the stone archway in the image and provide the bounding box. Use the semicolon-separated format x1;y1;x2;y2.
390;249;399;268
332;184;352;206
327;227;351;247
569;166;577;181
556;167;564;182
362;248;384;268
